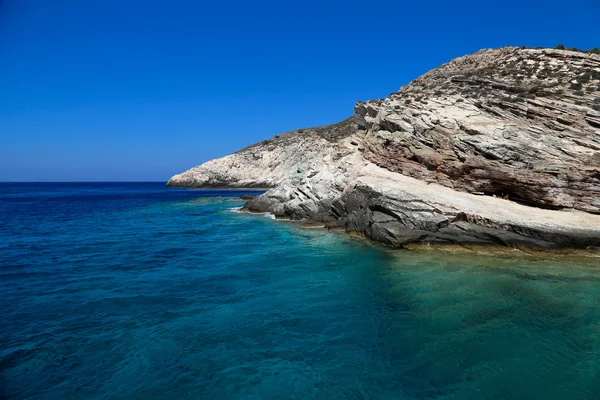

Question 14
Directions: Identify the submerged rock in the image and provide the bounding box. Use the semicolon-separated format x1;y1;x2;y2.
169;47;600;249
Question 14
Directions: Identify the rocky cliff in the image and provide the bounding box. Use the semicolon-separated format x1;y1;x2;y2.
168;47;600;249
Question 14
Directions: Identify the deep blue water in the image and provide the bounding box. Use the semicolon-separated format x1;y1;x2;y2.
2;183;600;399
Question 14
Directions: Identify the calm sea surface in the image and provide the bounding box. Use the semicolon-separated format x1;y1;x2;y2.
1;182;600;399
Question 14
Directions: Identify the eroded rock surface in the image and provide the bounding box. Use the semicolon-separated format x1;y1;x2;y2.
339;165;600;249
167;118;357;188
169;47;600;249
357;47;600;213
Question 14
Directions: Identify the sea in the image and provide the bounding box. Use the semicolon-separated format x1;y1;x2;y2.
1;182;600;400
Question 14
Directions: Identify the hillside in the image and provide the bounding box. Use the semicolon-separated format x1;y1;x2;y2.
168;47;600;249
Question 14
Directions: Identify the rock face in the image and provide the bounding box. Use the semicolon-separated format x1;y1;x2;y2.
357;47;600;214
339;165;600;249
167;118;357;188
169;47;600;249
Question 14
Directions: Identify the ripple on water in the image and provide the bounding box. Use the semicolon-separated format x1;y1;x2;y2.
2;184;600;399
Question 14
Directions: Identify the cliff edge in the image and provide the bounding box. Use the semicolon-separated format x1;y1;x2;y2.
168;47;600;249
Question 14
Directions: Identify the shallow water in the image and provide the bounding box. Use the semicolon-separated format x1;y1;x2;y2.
1;183;600;399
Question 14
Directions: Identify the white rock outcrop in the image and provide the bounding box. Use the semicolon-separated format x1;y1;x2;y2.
168;47;600;249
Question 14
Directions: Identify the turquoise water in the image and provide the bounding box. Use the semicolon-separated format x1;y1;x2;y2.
1;183;600;399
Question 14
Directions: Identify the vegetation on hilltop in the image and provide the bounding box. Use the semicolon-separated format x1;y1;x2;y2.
521;44;600;54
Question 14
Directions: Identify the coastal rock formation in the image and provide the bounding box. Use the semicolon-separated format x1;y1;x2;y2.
167;118;357;188
357;47;600;213
169;47;600;249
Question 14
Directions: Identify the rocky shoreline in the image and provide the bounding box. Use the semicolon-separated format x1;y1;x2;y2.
169;47;600;250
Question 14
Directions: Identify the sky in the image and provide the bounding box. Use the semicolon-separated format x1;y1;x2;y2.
1;0;599;181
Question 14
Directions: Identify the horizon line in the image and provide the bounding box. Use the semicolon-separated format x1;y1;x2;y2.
0;181;169;183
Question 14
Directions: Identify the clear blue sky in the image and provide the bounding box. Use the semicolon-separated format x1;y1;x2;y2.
1;0;599;181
